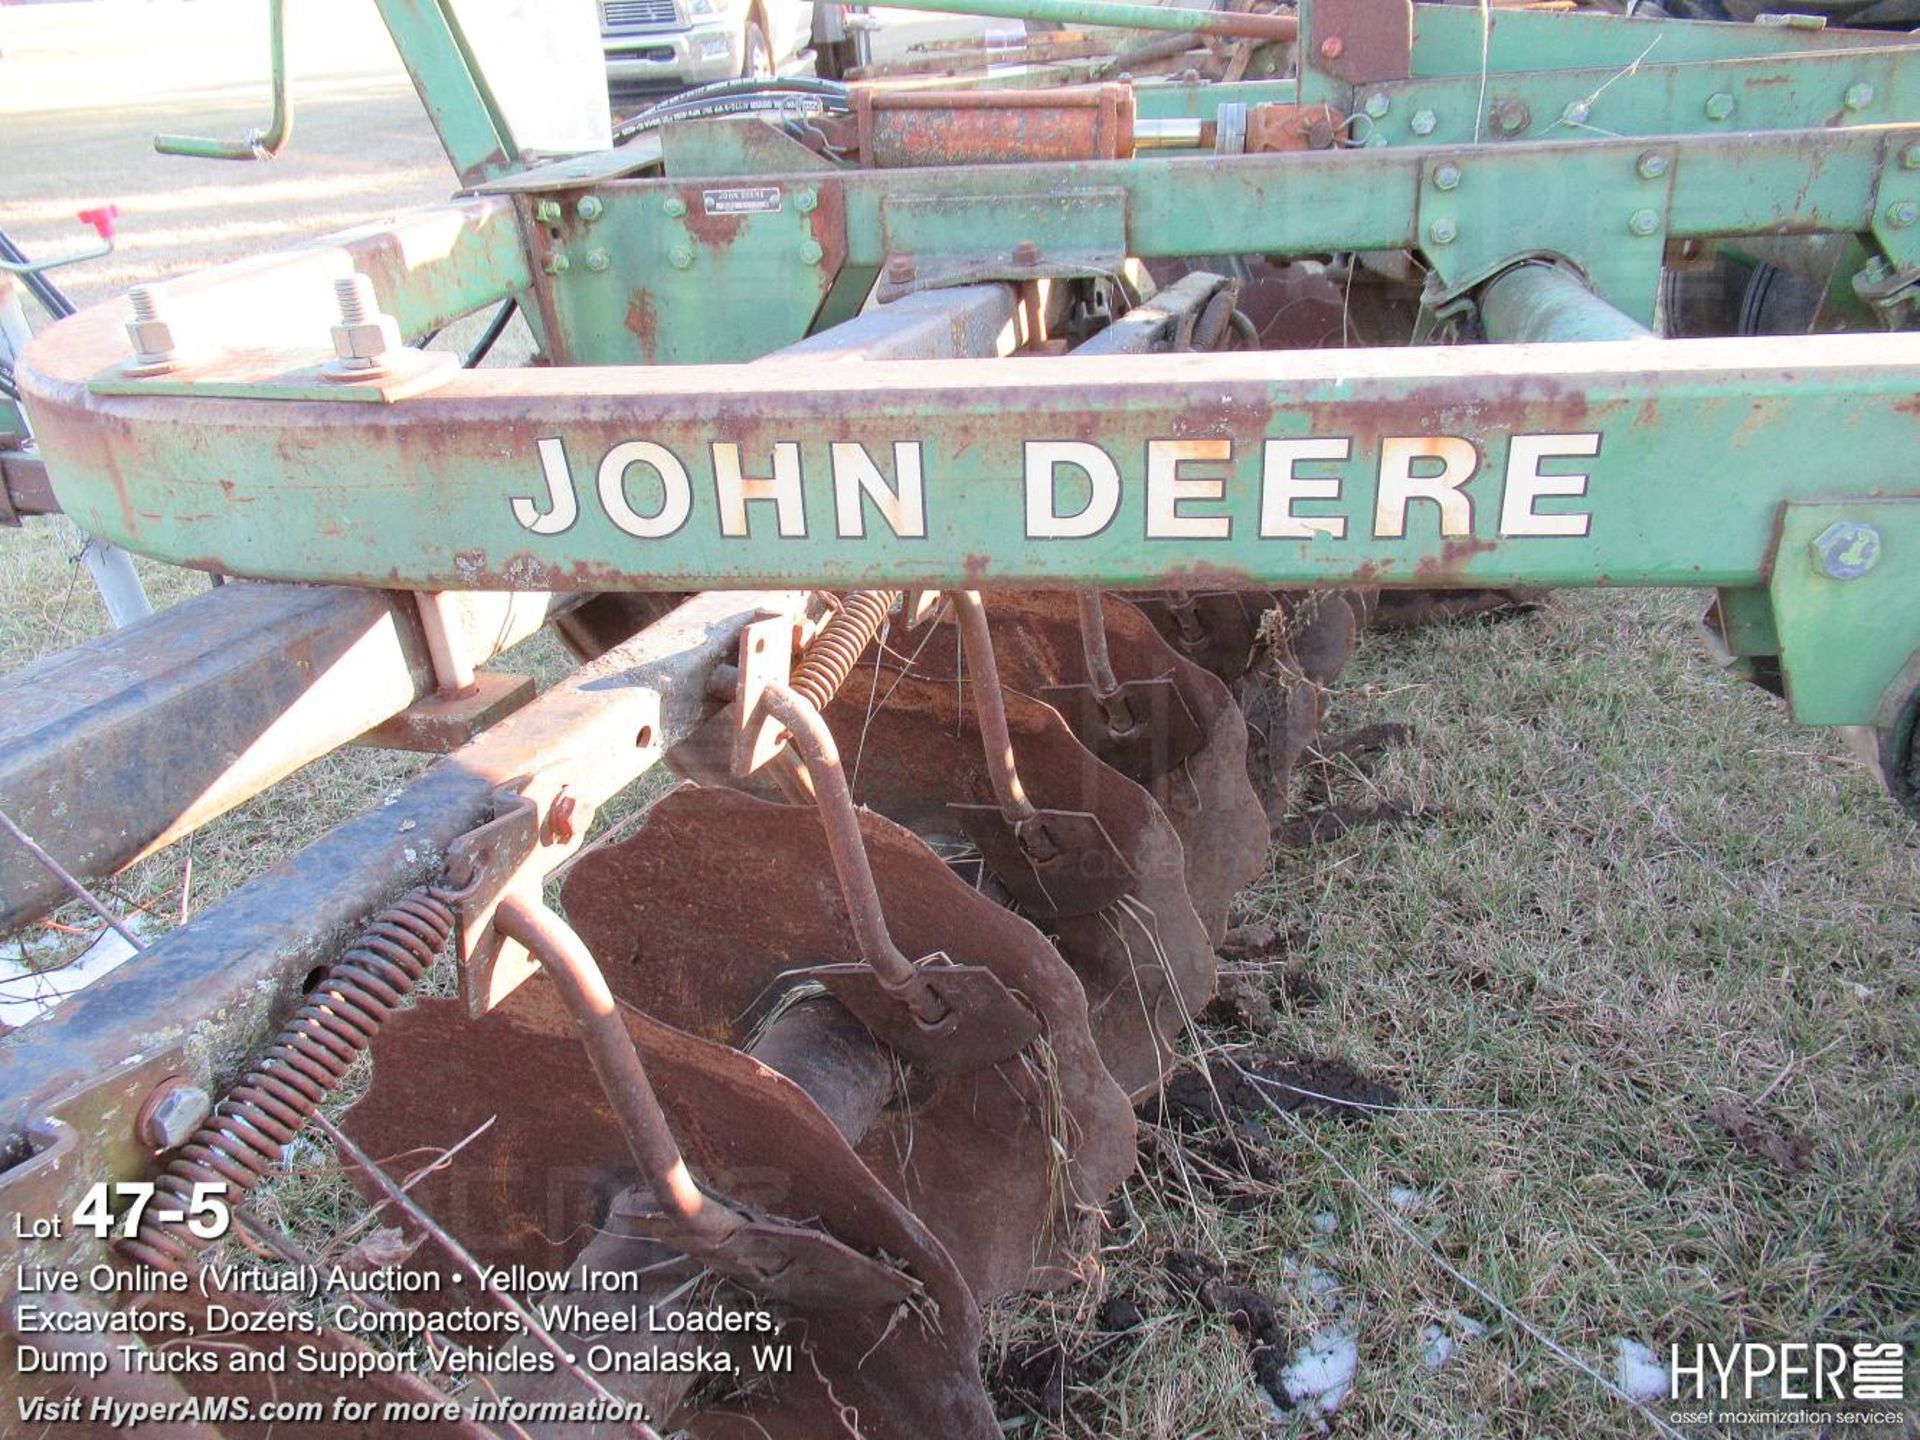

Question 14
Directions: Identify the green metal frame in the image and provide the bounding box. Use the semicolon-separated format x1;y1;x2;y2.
16;0;1920;748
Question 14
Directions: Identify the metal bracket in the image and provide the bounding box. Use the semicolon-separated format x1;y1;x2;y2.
947;803;1136;919
807;951;1044;1073
1038;676;1206;777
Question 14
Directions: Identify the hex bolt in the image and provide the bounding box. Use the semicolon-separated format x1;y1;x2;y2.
328;273;402;375
585;248;611;272
1318;36;1344;60
1844;82;1874;112
1012;239;1042;266
668;244;694;270
1811;520;1881;580
139;1081;212;1151
577;195;604;222
1562;101;1590;126
795;187;819;215
1410;109;1437;136
541;252;571;275
1705;91;1735;121
1364;91;1391;119
1637;150;1669;180
663;195;688;218
535;199;564;224
1628;208;1661;237
799;239;825;266
1490;98;1530;134
1905;142;1920;171
1887;200;1920;229
123;284;179;372
1433;161;1462;191
885;252;916;285
1428;218;1458;246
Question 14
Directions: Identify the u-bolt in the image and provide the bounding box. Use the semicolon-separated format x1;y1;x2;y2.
757;680;949;1028
1077;589;1139;736
494;894;746;1247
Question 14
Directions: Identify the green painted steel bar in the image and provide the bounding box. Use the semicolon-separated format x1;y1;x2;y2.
373;0;521;186
514;124;1910;364
23;330;1920;594
1405;2;1898;79
1351;41;1920;149
1479;263;1652;343
153;0;292;159
806;0;1298;40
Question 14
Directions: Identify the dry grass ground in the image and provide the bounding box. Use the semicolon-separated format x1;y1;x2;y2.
3;6;1916;1437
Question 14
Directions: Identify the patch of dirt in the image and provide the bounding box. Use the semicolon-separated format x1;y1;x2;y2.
1160;1250;1293;1411
1706;1095;1814;1174
989;1294;1146;1421
1141;1055;1399;1133
1202;971;1280;1032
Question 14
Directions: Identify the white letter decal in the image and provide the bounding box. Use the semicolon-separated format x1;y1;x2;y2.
832;441;927;539
1025;441;1120;539
1499;432;1598;537
1374;436;1478;538
514;437;581;535
1145;439;1232;539
1260;438;1350;539
597;441;691;539
713;442;806;538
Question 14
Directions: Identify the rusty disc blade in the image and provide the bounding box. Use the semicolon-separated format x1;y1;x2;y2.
895;590;1268;944
822;664;1214;1099
343;979;1002;1438
563;786;1137;1300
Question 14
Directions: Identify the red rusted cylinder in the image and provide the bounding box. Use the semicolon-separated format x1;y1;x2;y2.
852;84;1136;166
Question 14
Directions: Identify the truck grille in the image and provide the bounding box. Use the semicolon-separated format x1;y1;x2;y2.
602;0;682;29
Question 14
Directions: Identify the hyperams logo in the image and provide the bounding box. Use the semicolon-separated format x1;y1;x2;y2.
1663;1341;1908;1430
509;433;1602;542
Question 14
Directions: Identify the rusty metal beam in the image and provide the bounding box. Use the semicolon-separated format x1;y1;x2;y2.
0;583;561;929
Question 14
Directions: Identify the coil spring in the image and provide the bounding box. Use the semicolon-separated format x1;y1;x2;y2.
117;883;458;1272
791;590;899;712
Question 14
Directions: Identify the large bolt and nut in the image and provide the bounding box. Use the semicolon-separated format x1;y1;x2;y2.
1811;521;1882;580
1843;82;1875;112
1637;151;1669;180
1886;200;1920;229
1410;110;1438;136
1428;218;1458;246
139;1080;213;1151
1628;208;1661;237
576;195;604;222
124;285;180;374
1704;91;1735;121
1432;162;1462;191
328;273;402;376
